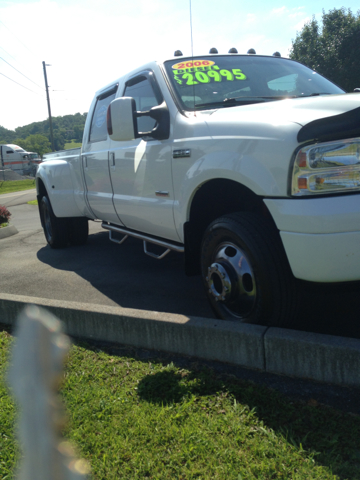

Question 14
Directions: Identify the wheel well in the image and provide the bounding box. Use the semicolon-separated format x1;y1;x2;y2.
37;178;47;201
184;179;275;275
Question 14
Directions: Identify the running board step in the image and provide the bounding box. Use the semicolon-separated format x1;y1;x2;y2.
102;223;184;260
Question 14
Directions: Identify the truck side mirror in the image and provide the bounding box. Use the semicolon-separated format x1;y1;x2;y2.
107;97;170;142
148;101;170;140
107;97;138;141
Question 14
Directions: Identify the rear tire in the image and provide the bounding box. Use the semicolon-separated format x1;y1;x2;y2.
201;212;297;327
40;196;69;249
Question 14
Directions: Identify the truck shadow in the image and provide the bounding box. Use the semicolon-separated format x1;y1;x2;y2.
36;229;215;319
36;230;360;339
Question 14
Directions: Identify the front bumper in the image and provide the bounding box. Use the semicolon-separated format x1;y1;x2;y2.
264;195;360;282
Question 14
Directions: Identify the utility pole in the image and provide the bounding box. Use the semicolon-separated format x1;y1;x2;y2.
42;61;55;151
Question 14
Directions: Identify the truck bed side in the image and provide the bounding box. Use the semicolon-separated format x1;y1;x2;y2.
37;148;93;218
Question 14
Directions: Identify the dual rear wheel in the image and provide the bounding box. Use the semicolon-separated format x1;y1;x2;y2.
40;195;88;249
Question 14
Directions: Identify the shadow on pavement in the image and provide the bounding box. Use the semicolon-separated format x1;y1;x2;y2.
36;229;360;339
36;229;214;319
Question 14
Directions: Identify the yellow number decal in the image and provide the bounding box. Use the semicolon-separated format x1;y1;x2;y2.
232;69;247;80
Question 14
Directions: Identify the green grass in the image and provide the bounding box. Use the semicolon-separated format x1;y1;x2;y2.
0;179;36;195
1;328;360;479
27;200;38;205
64;140;82;150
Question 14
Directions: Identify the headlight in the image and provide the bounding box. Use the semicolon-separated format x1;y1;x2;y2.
291;137;360;196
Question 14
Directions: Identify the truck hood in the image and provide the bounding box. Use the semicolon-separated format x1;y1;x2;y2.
205;93;360;142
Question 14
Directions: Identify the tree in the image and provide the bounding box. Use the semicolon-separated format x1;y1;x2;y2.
1;112;87;147
290;8;360;92
73;124;84;142
13;138;28;150
52;132;65;151
25;134;52;157
14;135;52;157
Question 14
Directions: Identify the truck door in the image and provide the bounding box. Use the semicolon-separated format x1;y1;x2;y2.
109;73;179;242
81;85;124;225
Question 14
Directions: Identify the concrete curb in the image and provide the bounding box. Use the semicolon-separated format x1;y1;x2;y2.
1;292;360;387
0;224;18;239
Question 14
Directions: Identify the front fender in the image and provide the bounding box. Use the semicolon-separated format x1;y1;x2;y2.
173;141;295;240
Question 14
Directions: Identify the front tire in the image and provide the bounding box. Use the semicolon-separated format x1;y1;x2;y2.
201;212;297;327
40;196;69;248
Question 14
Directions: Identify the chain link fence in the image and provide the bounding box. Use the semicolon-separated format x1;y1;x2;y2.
0;167;37;182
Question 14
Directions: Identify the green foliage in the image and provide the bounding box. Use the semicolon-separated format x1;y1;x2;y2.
0;112;87;153
73;124;84;142
0;330;17;480
1;330;360;480
290;8;360;92
64;140;82;150
13;134;51;157
0;179;36;195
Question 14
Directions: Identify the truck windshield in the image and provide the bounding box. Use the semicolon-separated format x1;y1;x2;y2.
164;55;344;110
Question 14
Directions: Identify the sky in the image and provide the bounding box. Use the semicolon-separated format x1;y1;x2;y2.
0;0;359;132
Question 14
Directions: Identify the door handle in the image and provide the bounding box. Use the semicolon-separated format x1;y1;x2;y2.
83;156;87;168
109;152;115;166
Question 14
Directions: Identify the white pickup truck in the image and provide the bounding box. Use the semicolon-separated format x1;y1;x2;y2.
36;51;360;327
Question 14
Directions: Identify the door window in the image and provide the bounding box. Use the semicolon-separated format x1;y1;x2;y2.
124;76;160;133
89;88;117;143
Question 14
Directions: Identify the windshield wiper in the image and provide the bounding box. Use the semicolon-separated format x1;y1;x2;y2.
296;92;331;97
195;96;293;109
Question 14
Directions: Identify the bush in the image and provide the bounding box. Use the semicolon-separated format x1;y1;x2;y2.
0;205;11;225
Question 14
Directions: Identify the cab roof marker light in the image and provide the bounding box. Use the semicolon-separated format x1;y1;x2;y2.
209;48;218;54
273;51;281;57
228;48;238;53
174;50;183;57
247;48;256;54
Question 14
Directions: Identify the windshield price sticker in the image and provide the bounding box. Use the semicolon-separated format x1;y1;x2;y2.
172;60;247;86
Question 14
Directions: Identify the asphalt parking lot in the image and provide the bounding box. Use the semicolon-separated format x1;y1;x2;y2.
0;195;360;338
0;202;214;318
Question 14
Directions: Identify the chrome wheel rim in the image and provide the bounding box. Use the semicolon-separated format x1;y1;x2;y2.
206;242;256;318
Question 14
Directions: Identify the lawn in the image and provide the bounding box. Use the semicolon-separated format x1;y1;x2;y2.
1;327;359;480
0;179;36;195
64;140;82;150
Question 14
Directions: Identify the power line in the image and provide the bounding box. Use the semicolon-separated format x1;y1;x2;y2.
0;45;17;62
0;57;44;90
0;20;39;59
0;71;45;97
